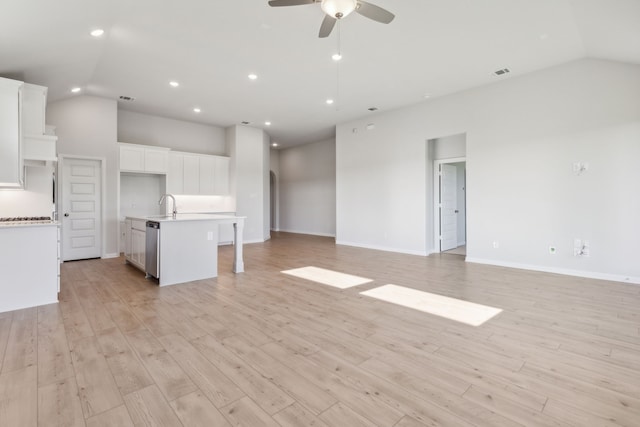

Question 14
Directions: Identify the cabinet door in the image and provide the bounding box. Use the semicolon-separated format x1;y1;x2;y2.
120;144;145;172
22;84;47;136
183;154;200;194
214;156;229;195
167;152;184;194
0;78;23;187
124;219;132;259
131;229;146;269
199;155;215;195
145;148;168;173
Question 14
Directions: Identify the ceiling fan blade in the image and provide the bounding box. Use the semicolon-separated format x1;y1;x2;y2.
268;0;315;6
356;1;395;24
318;15;336;38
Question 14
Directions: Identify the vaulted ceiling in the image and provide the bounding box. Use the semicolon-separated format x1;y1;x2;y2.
1;0;638;147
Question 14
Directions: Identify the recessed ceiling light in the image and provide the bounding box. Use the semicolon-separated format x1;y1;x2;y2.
332;53;342;61
90;29;104;37
326;99;334;105
265;121;271;126
169;81;180;87
71;87;81;93
423;93;431;99
193;108;201;113
248;74;258;80
272;143;279;147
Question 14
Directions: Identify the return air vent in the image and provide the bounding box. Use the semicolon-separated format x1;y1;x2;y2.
119;95;136;102
494;68;510;76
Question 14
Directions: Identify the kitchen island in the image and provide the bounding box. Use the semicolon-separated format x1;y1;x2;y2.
125;213;245;287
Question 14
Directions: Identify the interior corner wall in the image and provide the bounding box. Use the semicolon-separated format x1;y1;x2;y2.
47;95;119;257
226;125;269;243
336;58;640;282
270;148;280;231
117;110;226;155
278;139;336;237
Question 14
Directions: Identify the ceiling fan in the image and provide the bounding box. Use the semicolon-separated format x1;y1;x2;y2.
268;0;395;38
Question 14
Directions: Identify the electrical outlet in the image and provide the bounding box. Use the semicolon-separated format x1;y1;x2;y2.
492;241;499;249
207;231;213;241
549;246;556;254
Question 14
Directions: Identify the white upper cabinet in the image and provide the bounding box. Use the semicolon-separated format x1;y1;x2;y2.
0;77;24;188
166;151;229;196
214;156;229;195
22;83;47;136
119;143;169;174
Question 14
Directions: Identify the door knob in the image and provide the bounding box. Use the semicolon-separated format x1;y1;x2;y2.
64;213;69;217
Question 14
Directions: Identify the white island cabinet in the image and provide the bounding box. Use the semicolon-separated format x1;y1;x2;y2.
125;213;245;287
0;223;59;313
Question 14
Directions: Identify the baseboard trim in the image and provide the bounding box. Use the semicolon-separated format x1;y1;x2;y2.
279;229;336;238
465;257;640;285
103;252;120;259
336;240;429;257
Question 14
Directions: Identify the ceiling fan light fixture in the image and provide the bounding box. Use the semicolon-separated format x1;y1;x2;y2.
321;0;357;19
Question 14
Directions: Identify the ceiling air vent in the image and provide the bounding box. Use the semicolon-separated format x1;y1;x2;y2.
368;107;378;112
494;68;510;76
241;121;250;125
119;95;136;102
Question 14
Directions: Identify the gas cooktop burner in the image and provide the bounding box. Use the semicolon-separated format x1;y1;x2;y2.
0;216;52;222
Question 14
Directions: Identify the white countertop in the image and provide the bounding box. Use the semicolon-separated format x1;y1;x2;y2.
126;213;245;223
0;221;60;229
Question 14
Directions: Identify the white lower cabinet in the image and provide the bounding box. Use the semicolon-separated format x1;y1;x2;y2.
124;218;146;271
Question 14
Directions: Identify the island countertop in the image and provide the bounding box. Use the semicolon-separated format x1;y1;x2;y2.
126;213;245;222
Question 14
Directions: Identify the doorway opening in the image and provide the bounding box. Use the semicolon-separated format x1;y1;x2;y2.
434;158;466;256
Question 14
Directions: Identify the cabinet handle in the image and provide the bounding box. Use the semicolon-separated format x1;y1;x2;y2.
64;213;69;217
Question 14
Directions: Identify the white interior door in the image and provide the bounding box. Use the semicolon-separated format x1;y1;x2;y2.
62;158;102;261
440;164;458;251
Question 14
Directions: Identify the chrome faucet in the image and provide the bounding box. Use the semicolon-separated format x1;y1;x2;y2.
159;194;177;219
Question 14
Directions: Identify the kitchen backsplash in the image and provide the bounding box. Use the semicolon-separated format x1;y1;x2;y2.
0;165;55;218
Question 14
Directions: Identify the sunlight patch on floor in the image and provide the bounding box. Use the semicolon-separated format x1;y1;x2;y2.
360;284;502;326
281;266;373;289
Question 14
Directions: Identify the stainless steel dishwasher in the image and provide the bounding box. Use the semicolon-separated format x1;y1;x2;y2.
145;221;160;279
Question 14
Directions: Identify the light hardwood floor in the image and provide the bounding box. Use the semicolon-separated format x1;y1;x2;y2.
1;232;639;426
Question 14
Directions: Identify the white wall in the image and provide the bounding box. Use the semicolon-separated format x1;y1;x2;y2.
47;96;119;257
119;174;165;219
278;139;336;237
336;58;640;283
0;165;54;218
118;110;226;155
227;125;270;243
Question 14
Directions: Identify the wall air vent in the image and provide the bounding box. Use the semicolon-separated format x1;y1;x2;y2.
494;68;510;76
119;95;136;102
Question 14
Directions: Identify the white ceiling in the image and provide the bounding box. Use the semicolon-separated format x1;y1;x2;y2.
2;0;639;147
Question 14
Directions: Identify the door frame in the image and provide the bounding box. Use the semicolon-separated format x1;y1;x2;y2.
58;154;107;260
433;157;466;253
